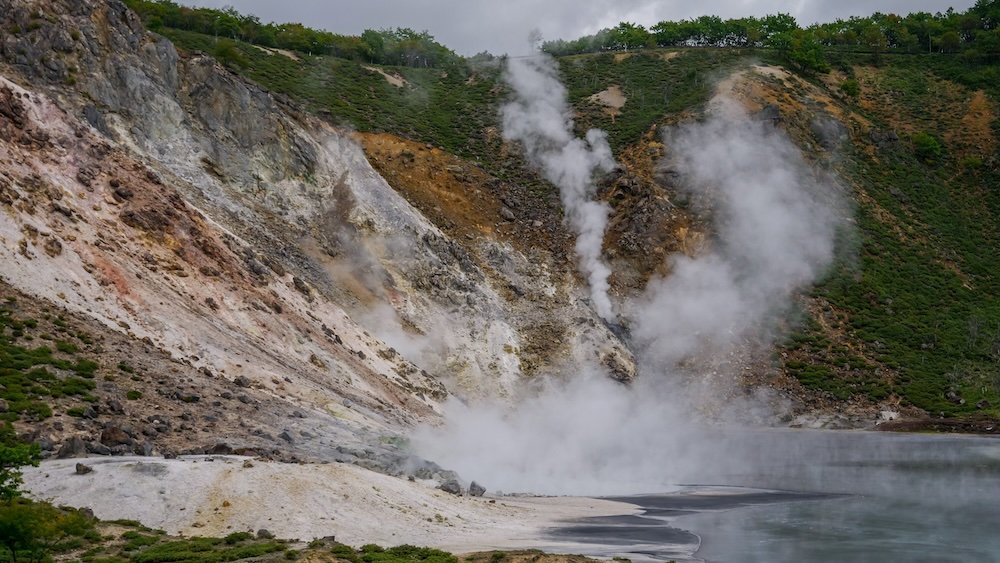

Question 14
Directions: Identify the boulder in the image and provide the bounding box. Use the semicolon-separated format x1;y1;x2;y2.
100;425;131;447
438;480;463;496
256;529;275;539
86;441;112;455
75;463;93;475
469;481;486;497
57;436;88;459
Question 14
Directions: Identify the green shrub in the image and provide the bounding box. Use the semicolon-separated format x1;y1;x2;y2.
840;79;860;97
223;531;253;545
126;390;142;401
213;40;248;69
0;501;98;561
912;131;943;164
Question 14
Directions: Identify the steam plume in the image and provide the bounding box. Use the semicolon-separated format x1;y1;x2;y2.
415;90;846;495
501;54;617;321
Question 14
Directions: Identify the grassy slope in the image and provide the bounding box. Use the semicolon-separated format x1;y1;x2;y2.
155;28;1000;418
802;54;1000;416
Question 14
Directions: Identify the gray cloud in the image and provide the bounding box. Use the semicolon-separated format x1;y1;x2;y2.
187;0;974;55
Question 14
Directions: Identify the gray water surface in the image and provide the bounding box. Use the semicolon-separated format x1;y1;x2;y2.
547;430;1000;562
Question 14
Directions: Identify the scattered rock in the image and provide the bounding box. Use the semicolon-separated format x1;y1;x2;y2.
57;436;87;459
234;376;251;388
243;460;254;468
256;529;274;539
499;206;516;221
75;463;93;475
208;443;233;455
43;237;63;257
278;430;294;443
438;480;463;496
86;441;112;456
977;399;991;410
292;276;312;298
100;426;132;447
469;481;486;497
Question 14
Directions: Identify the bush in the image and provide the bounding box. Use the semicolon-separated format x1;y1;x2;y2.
224;531;253;545
0;500;97;562
126;390;142;400
912;131;943;164
840;79;860;97
213;40;248;68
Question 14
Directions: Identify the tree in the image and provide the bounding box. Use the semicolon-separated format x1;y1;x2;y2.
938;30;963;52
861;24;888;64
0;424;39;503
609;22;651;50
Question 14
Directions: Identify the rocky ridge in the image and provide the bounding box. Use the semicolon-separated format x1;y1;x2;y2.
0;0;633;469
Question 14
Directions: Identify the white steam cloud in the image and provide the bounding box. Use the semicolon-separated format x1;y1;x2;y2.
501;54;618;321
414;89;845;495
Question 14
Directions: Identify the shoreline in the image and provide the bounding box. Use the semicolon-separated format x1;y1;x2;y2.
23;456;641;552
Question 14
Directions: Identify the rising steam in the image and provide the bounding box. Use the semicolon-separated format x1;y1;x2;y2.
501;54;618;321
413;88;846;495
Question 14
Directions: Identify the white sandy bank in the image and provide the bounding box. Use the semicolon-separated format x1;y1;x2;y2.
24;457;637;553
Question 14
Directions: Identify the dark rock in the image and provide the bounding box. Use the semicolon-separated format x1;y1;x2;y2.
810;116;848;150
469;481;486;497
82;406;97;419
107;399;124;414
75;463;93;475
208;443;233;455
234;376;251;388
246;257;269;277
83;105;111;136
57;436;88;459
86;441;112;455
292;276;312;299
35;435;55;452
500;206;516;221
100;425;131;447
438;480;463;496
163;451;178;459
977;399;991;410
256;529;274;539
755;104;781;125
237;394;252;404
113;185;134;200
945;390;965;405
278;430;294;443
79;507;96;519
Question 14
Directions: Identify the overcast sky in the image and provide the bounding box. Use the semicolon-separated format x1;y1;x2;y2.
186;1;976;55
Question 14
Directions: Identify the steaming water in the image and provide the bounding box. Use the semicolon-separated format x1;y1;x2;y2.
544;430;1000;562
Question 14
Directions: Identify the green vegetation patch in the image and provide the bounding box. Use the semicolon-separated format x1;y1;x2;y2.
0;308;99;423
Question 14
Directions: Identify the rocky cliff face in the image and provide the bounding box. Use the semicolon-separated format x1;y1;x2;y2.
0;0;632;466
